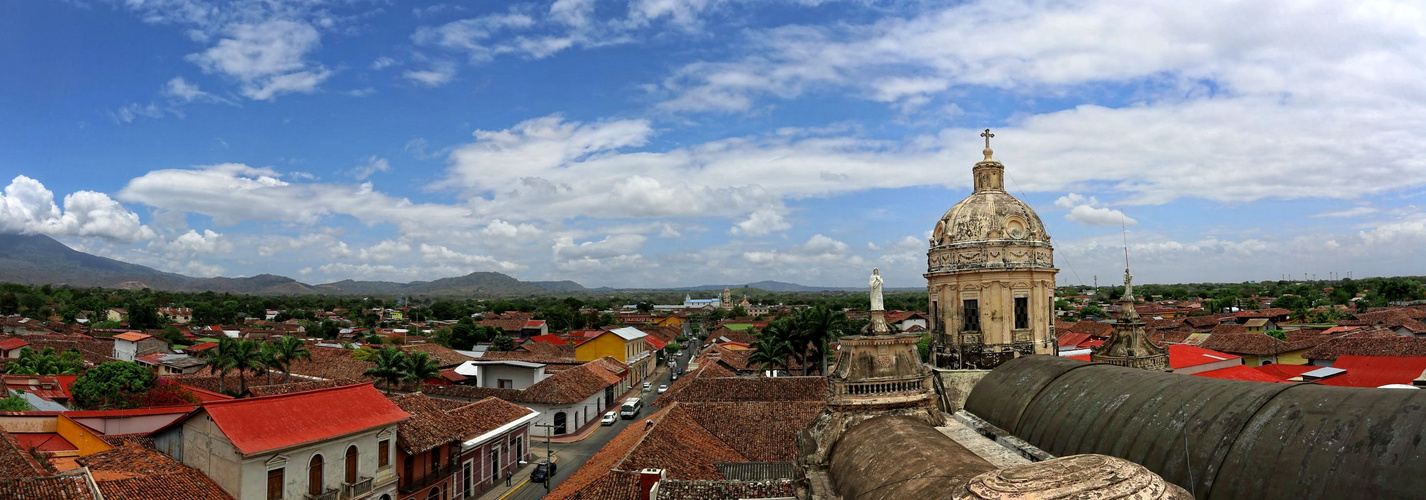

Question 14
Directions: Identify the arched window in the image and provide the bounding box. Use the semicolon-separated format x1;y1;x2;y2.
553;412;567;435
345;445;359;484
426;486;441;500
308;454;324;496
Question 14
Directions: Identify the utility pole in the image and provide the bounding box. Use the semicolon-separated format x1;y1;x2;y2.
535;423;555;491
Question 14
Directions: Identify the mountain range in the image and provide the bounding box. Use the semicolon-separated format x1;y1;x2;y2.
0;233;873;296
0;233;582;296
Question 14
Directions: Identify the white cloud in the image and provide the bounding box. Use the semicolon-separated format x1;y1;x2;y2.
412;13;536;60
1065;205;1137;227
370;56;396;70
188;20;331;100
1312;206;1379;218
730;209;791;236
403;63;458;87
353;156;391;180
0;176;154;243
163;77;217;103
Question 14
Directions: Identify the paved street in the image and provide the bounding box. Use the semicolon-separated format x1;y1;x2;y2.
500;349;692;500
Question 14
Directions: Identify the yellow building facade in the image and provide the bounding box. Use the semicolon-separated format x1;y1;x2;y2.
575;327;655;382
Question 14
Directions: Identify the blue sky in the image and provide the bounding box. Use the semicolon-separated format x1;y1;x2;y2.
2;0;1424;289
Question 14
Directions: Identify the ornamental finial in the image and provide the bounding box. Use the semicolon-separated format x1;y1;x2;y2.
980;128;995;160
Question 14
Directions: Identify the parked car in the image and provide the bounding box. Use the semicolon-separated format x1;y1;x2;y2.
531;461;557;483
657;384;668;394
601;411;618;426
676;368;685;376
670;374;678;381
642;382;652;392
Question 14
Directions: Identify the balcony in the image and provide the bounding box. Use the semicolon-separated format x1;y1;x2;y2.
399;464;454;493
342;476;373;499
305;488;339;500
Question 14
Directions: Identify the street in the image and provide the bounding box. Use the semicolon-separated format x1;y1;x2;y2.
505;348;692;500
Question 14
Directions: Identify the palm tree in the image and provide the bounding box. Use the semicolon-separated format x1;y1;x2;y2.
203;338;236;394
226;340;267;395
364;347;406;394
749;333;794;375
400;351;441;392
795;306;850;375
267;336;312;383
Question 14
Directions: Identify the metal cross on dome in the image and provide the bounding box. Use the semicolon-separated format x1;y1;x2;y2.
981;128;994;148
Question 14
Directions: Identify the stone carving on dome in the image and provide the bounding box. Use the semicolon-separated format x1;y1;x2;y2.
954;454;1192;500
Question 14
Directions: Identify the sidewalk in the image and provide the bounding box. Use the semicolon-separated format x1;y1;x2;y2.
474;450;560;500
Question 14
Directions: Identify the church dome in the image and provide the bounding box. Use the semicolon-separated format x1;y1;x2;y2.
926;138;1054;275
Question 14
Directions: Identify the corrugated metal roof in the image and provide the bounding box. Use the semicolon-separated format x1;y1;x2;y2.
609;327;648;340
966;355;1426;499
200;383;410;455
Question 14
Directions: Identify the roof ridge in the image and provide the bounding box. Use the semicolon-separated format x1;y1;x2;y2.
202;381;373;406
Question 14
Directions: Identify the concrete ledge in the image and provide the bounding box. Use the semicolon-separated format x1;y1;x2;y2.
952;410;1054;462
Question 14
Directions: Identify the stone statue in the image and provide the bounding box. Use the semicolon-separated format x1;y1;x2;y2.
1123;268;1133;300
870;268;884;312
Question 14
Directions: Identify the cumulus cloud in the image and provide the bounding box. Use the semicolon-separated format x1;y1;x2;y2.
730;209;791;236
1056;193;1136;226
0;176;154;243
188;20;331;100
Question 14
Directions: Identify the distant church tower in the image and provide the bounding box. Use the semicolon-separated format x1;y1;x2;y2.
1089;268;1169;371
927;130;1058;369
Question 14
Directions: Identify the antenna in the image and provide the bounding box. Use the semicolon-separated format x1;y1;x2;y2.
1121;213;1131;271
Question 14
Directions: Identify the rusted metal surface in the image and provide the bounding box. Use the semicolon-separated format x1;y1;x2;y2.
828;415;996;500
966;356;1426;499
962;355;1090;433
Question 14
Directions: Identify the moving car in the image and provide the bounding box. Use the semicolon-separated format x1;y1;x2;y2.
642;382;652;392
601;411;618;426
657;384;668;394
531;461;557;484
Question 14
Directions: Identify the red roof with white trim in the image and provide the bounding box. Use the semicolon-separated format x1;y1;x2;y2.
1168;344;1240;369
644;335;667;350
0;338;30;351
1194;365;1289;383
198;383;410;455
1315;355;1426;388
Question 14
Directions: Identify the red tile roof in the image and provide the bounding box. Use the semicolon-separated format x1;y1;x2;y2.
0;430;46;478
1193;365;1289;383
1314;355;1426;388
528;334;571;345
198;383;410;455
645;335;668;350
13;433;78;452
1304;334;1426;361
0;471;100;500
185;342;218;352
1057;333;1091;348
80;442;234;500
0;338;30;351
1168;344;1240;369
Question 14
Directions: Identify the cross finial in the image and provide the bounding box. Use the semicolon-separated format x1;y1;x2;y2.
980;129;995;160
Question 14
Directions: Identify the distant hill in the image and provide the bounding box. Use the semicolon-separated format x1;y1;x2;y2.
683;280;854;292
0;233;585;296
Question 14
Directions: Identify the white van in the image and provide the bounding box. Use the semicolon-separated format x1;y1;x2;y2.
619;397;643;419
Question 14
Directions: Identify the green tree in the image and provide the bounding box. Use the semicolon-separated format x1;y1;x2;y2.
794;306;849;375
1266;329;1287;341
5;347;85;376
400;351;441;391
226;339;267;395
491;334;515;352
266;336;312;383
365;347;407;394
0;394;34;411
71;362;156;410
748;329;794;373
202;338;236;394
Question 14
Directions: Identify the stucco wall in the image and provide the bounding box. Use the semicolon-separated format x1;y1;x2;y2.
241;425;398;500
934;369;991;413
530;392;605;435
478;364;544;390
72;413;186;435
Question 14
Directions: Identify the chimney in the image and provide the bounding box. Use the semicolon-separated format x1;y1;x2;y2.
639;468;665;500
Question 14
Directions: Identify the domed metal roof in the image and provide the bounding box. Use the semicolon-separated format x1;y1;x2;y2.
930;151;1051;248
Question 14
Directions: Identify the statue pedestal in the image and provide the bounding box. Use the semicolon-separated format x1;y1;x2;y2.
867;310;891;335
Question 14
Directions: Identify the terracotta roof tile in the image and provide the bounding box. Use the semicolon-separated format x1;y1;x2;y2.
81;443;234;500
1304;334;1426;361
1201;332;1334;356
198;383;410;455
655;376;827;407
423;361;621;405
0;429;47;478
0;471;99;500
400;343;475;367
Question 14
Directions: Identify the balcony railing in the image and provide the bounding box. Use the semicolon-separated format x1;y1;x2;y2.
399;464;455;493
305;488;339;500
342;476;373;499
833;376;932;396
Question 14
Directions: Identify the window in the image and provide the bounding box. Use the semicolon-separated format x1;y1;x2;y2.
267;468;284;500
1014;297;1029;330
430;448;441;472
308;455;324;496
962;299;980;332
512;436;523;461
490;448;500;483
345;445;359;484
378;440;390;468
931;301;938;331
403;455;414;487
498;379;513;389
426;486;441;500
